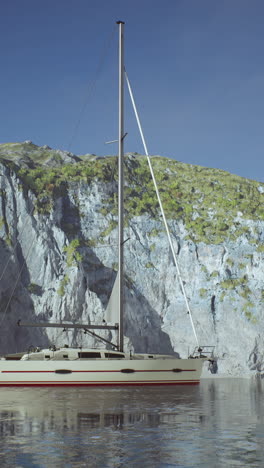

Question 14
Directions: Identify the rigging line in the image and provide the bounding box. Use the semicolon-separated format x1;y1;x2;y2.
0;229;37;327
67;25;116;153
125;70;199;347
0;189;37;285
50;326;70;344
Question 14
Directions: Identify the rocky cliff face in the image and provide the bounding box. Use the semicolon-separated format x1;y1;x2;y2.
0;141;263;377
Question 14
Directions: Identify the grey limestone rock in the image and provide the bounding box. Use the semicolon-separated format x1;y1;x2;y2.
0;143;263;377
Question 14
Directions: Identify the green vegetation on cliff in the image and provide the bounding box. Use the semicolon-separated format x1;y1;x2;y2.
0;142;263;245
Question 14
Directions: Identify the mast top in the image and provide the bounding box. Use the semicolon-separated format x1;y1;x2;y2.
116;20;125;25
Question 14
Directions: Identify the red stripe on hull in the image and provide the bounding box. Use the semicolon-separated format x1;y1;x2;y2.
1;369;196;374
0;381;200;387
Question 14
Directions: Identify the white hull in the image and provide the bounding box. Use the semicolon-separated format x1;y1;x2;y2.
0;357;205;386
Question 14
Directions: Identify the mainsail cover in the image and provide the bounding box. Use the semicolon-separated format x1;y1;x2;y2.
105;272;119;324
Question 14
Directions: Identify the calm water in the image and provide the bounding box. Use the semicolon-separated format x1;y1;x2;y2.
0;379;263;467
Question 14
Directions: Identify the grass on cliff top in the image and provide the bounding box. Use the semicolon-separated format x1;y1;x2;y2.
0;143;263;244
0;141;60;164
125;156;264;244
0;141;95;165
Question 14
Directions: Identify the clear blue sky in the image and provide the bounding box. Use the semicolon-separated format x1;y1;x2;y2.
1;0;264;182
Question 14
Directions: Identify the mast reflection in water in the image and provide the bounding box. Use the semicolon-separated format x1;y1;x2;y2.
0;379;263;467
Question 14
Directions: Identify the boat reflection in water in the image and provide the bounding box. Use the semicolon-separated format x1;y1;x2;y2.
0;380;263;467
0;385;200;434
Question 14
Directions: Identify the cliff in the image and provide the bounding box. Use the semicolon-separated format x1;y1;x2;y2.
0;141;263;377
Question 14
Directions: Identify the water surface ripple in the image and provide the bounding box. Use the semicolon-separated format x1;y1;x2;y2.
0;378;263;467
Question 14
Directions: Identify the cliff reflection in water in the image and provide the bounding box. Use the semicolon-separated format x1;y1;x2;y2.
0;380;263;467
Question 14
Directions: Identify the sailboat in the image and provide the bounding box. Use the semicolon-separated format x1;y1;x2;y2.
0;21;213;386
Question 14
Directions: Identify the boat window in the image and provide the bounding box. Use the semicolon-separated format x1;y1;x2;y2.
45;355;50;359
78;352;101;359
105;352;125;359
63;355;68;358
148;355;154;359
4;355;23;360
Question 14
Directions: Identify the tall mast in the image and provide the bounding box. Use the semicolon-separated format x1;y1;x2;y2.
117;20;125;352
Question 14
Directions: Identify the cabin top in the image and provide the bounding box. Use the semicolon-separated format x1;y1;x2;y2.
2;347;176;361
